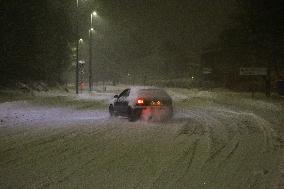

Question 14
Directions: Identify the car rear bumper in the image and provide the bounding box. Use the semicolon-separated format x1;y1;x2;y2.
133;105;172;109
133;105;173;121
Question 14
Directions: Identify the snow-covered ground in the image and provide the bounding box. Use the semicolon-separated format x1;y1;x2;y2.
0;101;108;127
0;87;283;189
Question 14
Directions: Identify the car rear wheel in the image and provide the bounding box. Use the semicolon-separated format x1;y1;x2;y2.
128;107;139;122
164;106;174;121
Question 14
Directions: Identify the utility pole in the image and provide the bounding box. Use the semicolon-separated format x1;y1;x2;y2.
89;28;93;91
75;0;79;94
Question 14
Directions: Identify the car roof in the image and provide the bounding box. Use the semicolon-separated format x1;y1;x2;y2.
128;86;163;94
127;86;169;98
129;86;160;91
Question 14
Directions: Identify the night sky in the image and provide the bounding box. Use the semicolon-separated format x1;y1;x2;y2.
1;0;282;86
78;0;237;63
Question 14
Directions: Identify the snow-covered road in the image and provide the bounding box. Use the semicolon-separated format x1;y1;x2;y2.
0;98;283;189
0;101;109;127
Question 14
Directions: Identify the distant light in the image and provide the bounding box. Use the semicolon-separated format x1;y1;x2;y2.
79;38;83;43
90;28;94;31
92;11;97;17
192;76;194;79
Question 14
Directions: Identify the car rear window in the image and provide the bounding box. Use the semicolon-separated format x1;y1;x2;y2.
138;89;169;98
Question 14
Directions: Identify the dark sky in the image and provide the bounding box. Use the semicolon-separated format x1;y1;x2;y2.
78;0;237;63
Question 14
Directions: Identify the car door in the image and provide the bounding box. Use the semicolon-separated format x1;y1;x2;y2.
114;89;130;115
120;89;130;115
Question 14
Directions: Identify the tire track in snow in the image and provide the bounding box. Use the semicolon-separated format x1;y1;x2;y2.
176;109;236;163
37;126;118;188
175;106;280;188
150;138;200;188
175;139;200;183
175;119;206;138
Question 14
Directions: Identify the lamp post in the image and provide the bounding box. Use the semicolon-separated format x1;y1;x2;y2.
79;38;84;93
75;0;79;94
89;11;97;91
89;28;94;91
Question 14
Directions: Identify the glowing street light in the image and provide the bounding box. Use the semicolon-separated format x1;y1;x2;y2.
91;11;98;28
92;11;97;17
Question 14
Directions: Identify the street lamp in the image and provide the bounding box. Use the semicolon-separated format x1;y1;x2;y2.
89;11;98;91
91;11;97;28
89;28;94;91
75;0;79;94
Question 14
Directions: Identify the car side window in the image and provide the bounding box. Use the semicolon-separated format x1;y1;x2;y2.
124;89;130;97
119;89;130;98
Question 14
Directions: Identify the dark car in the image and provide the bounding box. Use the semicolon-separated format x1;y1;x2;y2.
109;87;173;121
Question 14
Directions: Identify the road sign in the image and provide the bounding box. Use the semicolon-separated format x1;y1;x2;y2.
79;60;85;65
202;67;212;74
240;67;267;76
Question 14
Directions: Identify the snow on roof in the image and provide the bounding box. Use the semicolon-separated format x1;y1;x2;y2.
129;85;159;91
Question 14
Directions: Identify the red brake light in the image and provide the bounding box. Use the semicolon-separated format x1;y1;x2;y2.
137;98;144;105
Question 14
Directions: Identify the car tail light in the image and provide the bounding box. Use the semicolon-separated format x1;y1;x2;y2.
151;100;163;106
137;98;144;105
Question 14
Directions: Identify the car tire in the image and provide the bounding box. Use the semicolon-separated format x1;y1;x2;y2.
128;107;139;122
169;106;173;118
109;105;115;117
165;106;174;121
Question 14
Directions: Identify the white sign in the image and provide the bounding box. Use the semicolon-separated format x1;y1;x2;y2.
202;67;212;74
240;67;267;76
79;60;85;65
